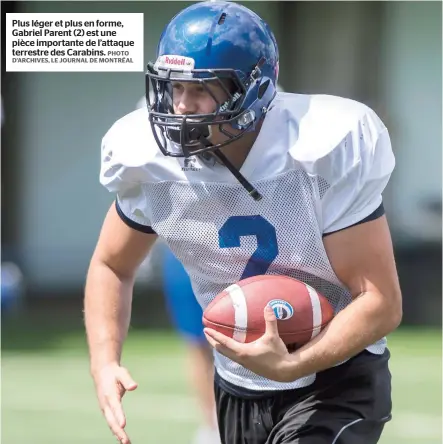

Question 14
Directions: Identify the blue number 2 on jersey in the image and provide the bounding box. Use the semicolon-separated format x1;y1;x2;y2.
218;215;279;280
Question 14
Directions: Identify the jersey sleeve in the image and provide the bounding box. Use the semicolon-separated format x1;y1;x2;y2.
319;109;395;235
99;114;155;232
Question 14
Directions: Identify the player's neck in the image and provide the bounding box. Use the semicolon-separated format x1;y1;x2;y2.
218;136;254;170
218;121;263;170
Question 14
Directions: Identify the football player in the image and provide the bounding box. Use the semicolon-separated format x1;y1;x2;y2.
137;80;285;444
84;2;402;444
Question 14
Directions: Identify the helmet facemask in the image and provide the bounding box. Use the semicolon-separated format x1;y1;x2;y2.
145;59;261;158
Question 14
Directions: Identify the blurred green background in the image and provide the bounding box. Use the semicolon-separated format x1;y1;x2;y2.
2;314;442;444
2;1;441;443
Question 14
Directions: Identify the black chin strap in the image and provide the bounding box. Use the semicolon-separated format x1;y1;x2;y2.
197;134;262;201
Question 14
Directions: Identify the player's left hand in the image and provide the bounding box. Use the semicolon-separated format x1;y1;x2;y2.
204;305;295;382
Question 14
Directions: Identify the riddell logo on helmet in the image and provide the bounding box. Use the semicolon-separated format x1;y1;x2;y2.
162;55;193;67
219;92;241;112
166;56;185;65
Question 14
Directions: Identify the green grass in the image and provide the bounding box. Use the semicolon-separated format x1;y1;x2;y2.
2;326;441;444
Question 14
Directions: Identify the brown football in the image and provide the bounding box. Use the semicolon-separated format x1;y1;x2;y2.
203;275;334;348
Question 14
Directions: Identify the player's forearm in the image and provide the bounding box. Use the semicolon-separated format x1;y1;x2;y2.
84;260;134;373
286;290;402;380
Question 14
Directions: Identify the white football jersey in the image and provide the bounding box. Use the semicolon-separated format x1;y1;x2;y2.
100;92;395;391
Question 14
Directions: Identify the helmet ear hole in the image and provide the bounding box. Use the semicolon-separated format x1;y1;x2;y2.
218;12;227;25
258;79;270;99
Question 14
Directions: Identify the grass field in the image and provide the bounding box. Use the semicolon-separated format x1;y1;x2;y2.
2;323;441;444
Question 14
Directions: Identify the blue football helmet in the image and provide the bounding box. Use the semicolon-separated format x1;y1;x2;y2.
145;0;280;168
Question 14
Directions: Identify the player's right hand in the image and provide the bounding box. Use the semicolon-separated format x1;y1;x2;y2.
92;362;138;444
